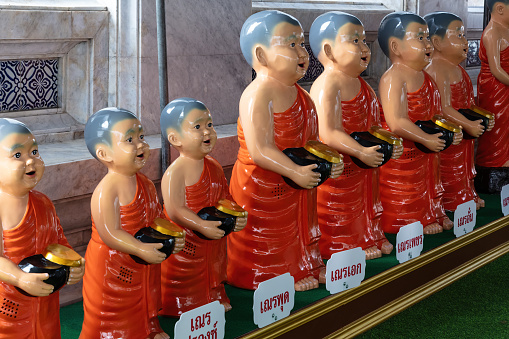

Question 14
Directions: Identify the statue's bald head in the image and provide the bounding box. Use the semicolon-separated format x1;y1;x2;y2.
309;11;363;59
424;12;463;39
0;118;32;143
378;11;427;58
240;10;302;66
160;97;208;140
84;107;138;159
487;0;509;12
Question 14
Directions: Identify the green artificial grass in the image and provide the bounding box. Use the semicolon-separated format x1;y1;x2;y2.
60;194;505;338
359;252;509;338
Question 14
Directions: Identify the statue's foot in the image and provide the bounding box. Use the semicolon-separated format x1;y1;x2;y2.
441;216;453;231
294;276;318;291
423;222;443;234
503;159;509;167
476;197;485;209
379;241;393;255
151;332;170;339
365;246;382;260
319;267;326;284
222;302;232;312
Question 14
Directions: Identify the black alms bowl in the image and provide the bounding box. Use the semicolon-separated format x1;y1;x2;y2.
195;206;236;240
458;108;489;139
350;131;393;168
282;147;332;189
131;227;176;265
415;120;455;153
17;255;69;296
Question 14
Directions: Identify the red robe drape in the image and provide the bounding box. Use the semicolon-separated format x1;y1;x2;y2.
160;156;230;317
316;77;386;258
440;66;479;210
81;174;163;339
380;72;446;233
0;191;70;339
476;36;509;167
227;84;324;290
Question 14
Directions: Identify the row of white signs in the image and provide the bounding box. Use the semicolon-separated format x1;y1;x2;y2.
176;185;509;338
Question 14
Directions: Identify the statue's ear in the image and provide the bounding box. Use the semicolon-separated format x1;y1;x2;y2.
431;36;442;51
168;131;181;147
96;144;112;163
255;46;267;66
389;37;400;57
324;43;334;61
495;3;505;16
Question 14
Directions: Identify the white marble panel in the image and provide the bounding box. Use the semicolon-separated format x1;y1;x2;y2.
0;10;71;40
0;0;105;11
164;0;251;57
419;0;468;26
166;54;250;126
140;56;162;136
92;22;110;114
66;42;90;123
71;10;108;39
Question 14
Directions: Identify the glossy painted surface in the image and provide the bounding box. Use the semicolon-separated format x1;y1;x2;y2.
377;12;451;234
424;12;484;211
160;157;232;316
82;108;170;339
81;174;167;339
0;118;84;338
230;11;344;291
309;12;394;259
0;191;73;338
476;3;509;167
159;97;245;316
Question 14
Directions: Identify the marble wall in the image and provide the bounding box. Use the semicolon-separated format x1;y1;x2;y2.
102;0;251;135
0;3;109;124
162;0;252;126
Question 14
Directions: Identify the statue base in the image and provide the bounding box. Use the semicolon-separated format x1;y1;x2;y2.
475;165;509;194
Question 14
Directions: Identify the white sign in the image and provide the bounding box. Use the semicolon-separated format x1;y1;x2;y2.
253;273;295;328
454;200;476;237
501;184;509;216
174;300;225;339
396;221;424;264
325;247;366;294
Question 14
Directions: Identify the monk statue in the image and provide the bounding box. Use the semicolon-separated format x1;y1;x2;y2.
377;12;462;234
227;10;343;292
309;11;402;259
475;0;509;192
0;118;85;338
80;108;184;339
158;98;247;316
425;12;493;210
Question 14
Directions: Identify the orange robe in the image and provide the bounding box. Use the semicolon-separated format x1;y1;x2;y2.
0;191;70;339
81;173;164;339
227;84;324;290
476;37;509;167
317;77;386;258
160;156;229;317
380;72;446;233
440;66;479;210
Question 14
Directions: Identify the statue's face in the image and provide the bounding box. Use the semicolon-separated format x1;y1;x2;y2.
395;21;433;70
330;22;371;76
0;132;44;196
263;22;309;83
175;108;217;160
106;118;150;175
440;20;467;64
